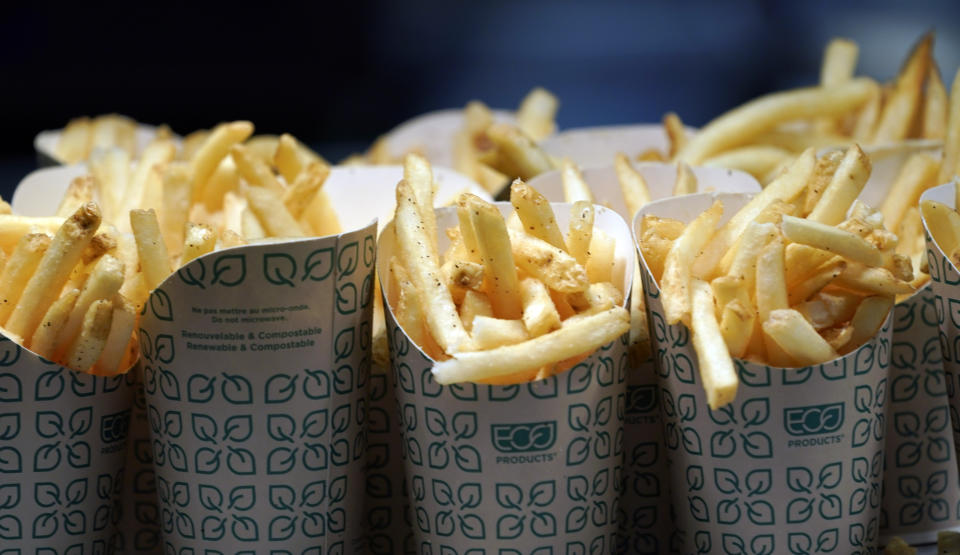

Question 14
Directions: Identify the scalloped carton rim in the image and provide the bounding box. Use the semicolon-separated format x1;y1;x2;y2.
634;191;892;553
33;123;182;168
377;202;633;551
528;162;760;552
539;124;698;170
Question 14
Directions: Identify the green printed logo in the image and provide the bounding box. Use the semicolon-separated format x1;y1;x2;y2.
491;422;557;453
100;410;130;443
784;403;844;436
625;385;657;414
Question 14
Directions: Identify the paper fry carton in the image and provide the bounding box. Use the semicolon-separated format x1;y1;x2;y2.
636;192;893;554
379;202;634;552
539;124;697;169
529;162;760;553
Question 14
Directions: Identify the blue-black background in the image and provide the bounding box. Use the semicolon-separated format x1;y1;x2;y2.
1;1;958;199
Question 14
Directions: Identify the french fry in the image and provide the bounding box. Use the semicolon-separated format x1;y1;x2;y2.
787;257;846;304
795;291;861;330
871;33;932;143
519;277;561;337
274;133;305;183
301;190;341;237
806;144;871;225
125;139;177;215
833;263;915;296
940;69;960;189
762;308;838;365
486;123;554;179
567;201;595;266
510;179;567;250
516;87;558;142
724;221;777;294
614;152;652;217
466;195;523;319
56;176;95;218
404;153;439;252
6;203;101;342
852;82;882;142
663;112;688;157
584;229;617;285
880;153;940;234
662;200;723;324
846;295;895;353
94;295;137;374
129;208;172;291
470;316;529;349
560;158;594;203
29;288;79;359
923;63;948;140
672;162;697;196
781;215;883;267
690;279;738;409
396;181;472;353
180;224;217;265
639;216;684;281
190;121;254;201
242;184;305;237
231;144;284;195
702;145;793;182
0;215;62;251
283;162;330;219
64;299;113;372
0;233;52;324
459;289;494;333
89;148;130;223
920;200;960;257
711;276;755;358
52;254;125;360
676;79;874;163
431;307;629;384
55;117;92;164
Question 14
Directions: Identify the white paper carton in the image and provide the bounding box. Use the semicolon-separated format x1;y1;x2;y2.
529;162;759;553
539;124;697;169
637;192;892;554
379;202;633;552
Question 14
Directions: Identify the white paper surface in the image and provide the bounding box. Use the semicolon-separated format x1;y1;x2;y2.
539;124;697;169
382;108;515;169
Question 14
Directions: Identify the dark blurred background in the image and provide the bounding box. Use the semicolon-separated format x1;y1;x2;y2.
1;0;958;198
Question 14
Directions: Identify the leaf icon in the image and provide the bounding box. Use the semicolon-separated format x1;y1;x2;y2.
267;447;298;475
682;428;703;455
929;437;952;462
747;501;774;525
33;442;61;472
632;472;660;497
786;497;814;523
566;437;591;466
302;511;325;538
688;496;710;522
221;373;253;404
35;411;63;438
263;253;297;287
269;515;297;541
66;441;91;468
454;445;482;472
894;412;921;437
427;441;449;469
191;414;218;444
194;447;221;474
337;241;359;279
69;407;92;437
710;430;736;458
817;528;839;551
65;478;87;506
228;485;255;511
223;415;252;442
0;484;19;509
529;480;556;507
818;462;842;489
714;468;741;494
787;467;814;494
299;480;325;508
32;511;58;539
568;404;591;431
676;394;697;422
592;468;610;496
424;407;448;436
267;484;296;512
744;469;771;496
849;487;867;515
899;502;923;526
211;254;246;286
199;485;223;512
334;327;354;362
301;409;328;439
201;516;226;541
336;282;357;314
717;498;741;524
721;533;745;554
0;514;21;540
34;370;64;401
329;476;347;503
226;446;256;475
896;441;923;467
496;483;523;511
303;442;329;471
851;418;872;448
458;513;486;540
178;262;206;289
452;412;478;440
303;247;334;282
264;373;298;404
458;483;482;509
741;398;770;426
231;514;260;541
34;482;60;507
926;406;949;432
159;369;181;400
0;339;21;367
331;403;351;435
0;372;22;402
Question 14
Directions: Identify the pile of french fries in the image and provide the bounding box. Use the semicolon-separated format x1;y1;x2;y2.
3;120;346;375
357;88;560;194
642;146;913;409
54;114;174;165
651;34;958;186
386;155;630;385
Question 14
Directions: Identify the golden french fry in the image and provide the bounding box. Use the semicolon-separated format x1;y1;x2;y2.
516;87;558;142
756;235;787;320
672;162;697;196
807;144;871;225
923;63;948;140
89;147;131;223
567;201;595;266
662;200;723;324
180;224;217;265
846;295;894;353
56;176;95;218
940;69;960;188
663;112;688;157
920;200;960;257
52;253;124;360
459;289;494;333
689;279;738;408
486;123;554;179
94;295;137;374
880;153;940;233
0;233;52;324
396;181;472;353
231;143;284;195
639;216;683;281
29;288;79;359
65;298;113;371
129;208;172;291
584;229;616;285
781;215;883;267
301;189;341;237
243;184;305;238
692;148;815;278
6;204;101;342
788;257;846;304
763;308;838;365
274;133;305;183
852;82;883;142
872;33;932;143
432;306;628;384
519;277;561;337
560;158;594;203
471;316;529;349
796;291;861;330
833;263;915;296
703;145;793;182
55;117;92;163
158;162;192;253
190;121;254;200
711;276;755;358
677;79;874;163
0;215;62;252
724;222;777;295
614;152;652;217
510;179;567;250
465;195;523;319
820;38;859;87
284;162;330;219
637;149;667;162
404;153;439;252
126;139;177;214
